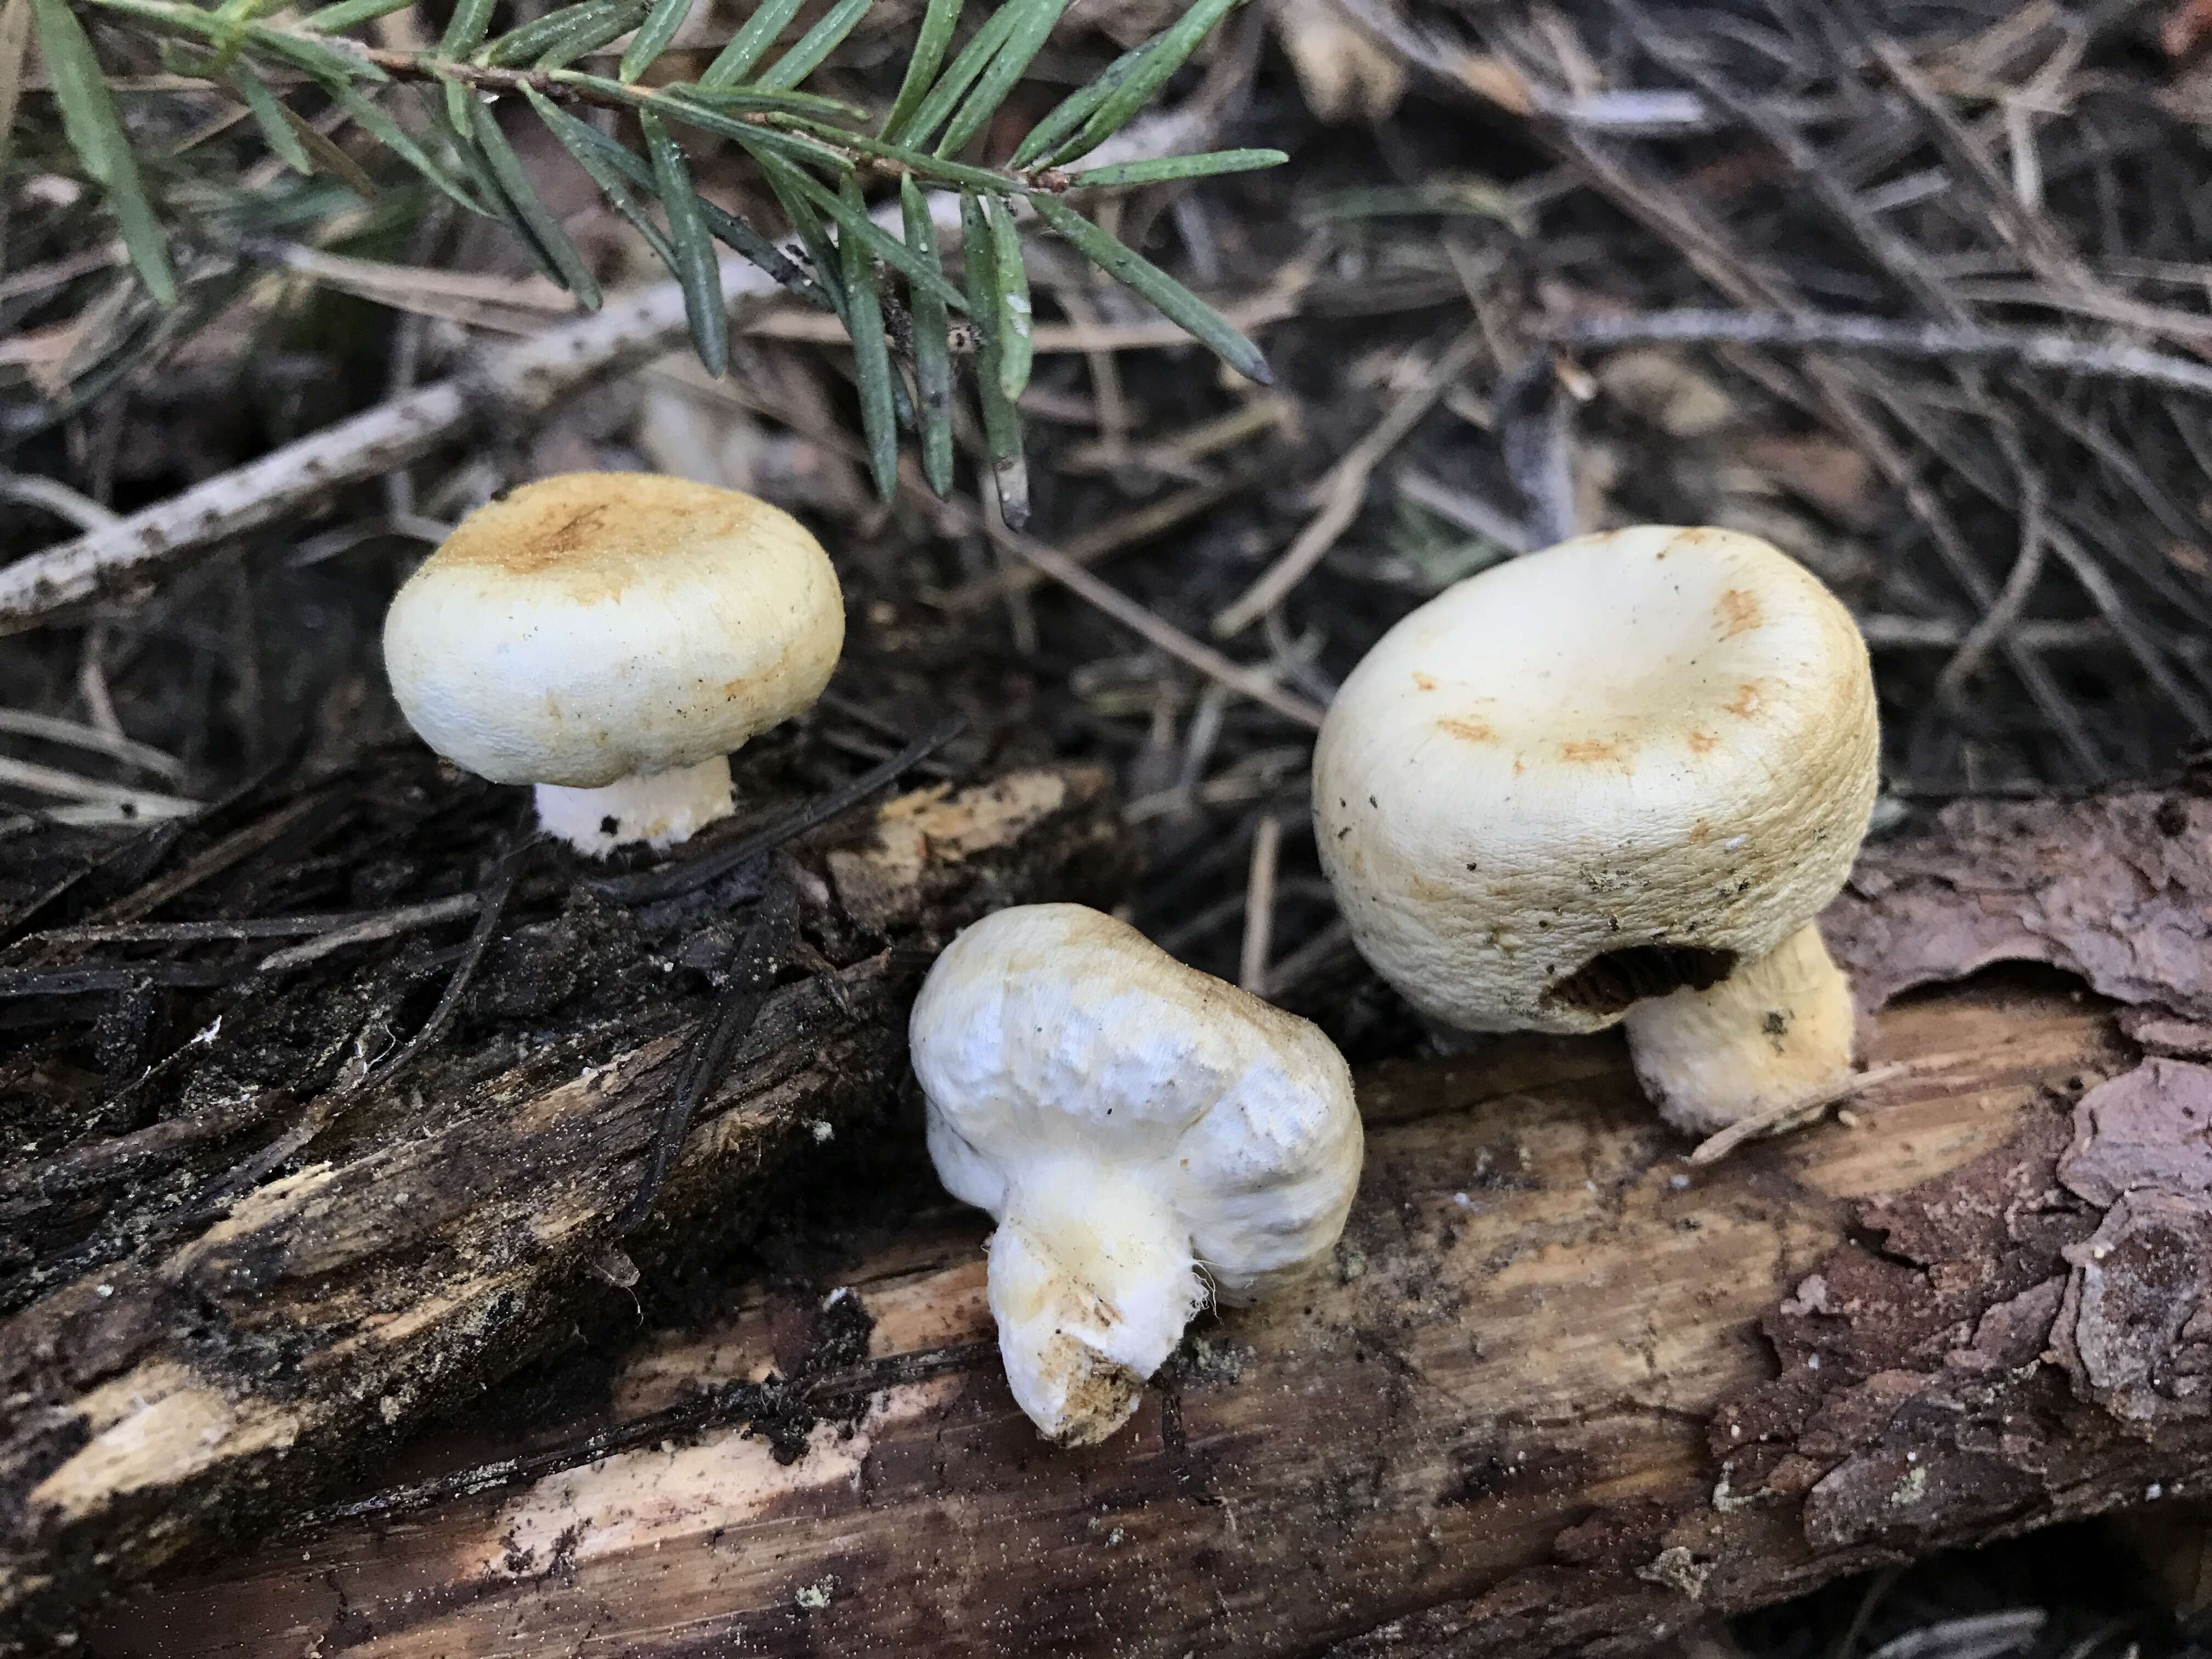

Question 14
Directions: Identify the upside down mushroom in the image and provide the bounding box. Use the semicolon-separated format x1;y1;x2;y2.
910;904;1364;1446
1313;524;1880;1139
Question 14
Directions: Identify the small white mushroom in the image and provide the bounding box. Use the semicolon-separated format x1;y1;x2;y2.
381;472;844;855
1313;524;1879;1139
910;904;1363;1446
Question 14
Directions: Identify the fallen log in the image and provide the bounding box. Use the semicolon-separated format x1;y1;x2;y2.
49;788;2212;1657
0;752;1136;1649
83;979;2176;1657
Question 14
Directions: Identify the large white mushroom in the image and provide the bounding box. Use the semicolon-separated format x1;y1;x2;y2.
1313;525;1879;1139
382;472;843;855
910;904;1363;1446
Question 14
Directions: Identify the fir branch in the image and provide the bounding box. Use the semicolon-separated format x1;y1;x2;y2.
20;0;1283;501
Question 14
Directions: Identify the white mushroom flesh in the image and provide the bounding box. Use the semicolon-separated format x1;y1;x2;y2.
531;755;736;855
911;904;1364;1446
1620;921;1858;1137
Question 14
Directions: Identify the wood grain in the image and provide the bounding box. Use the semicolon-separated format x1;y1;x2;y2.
89;981;2153;1658
2;765;1134;1650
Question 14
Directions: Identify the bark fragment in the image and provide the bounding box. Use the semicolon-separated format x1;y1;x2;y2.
0;759;1135;1649
50;787;2212;1657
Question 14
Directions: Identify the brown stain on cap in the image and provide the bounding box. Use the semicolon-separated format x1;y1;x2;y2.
1560;739;1623;764
1412;673;1439;692
1723;683;1764;719
1438;716;1495;743
1716;589;1760;638
1686;730;1717;754
430;472;800;590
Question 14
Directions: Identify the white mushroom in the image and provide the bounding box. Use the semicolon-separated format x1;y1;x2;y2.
910;904;1363;1446
382;472;843;855
1313;525;1879;1138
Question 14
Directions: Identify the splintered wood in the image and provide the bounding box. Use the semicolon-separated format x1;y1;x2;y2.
42;789;2212;1658
95;988;2147;1657
0;763;1133;1649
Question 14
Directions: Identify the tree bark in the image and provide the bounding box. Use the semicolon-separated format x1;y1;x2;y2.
84;979;2200;1658
0;761;1135;1650
33;786;2212;1659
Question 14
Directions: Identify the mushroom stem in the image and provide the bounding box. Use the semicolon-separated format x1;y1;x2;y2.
986;1169;1204;1447
531;755;736;856
1619;922;1858;1138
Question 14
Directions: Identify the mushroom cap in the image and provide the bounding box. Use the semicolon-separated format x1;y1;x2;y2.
911;904;1362;1300
381;473;844;788
1312;525;1878;1036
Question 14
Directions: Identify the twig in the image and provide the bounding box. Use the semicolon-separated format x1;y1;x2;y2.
1545;310;2212;399
1261;917;1353;1001
254;893;483;972
61;3;1092;199
590;715;966;905
812;694;960;780
1053;283;1133;462
1065;392;1291;476
2044;518;2212;733
1859;615;2101;650
0;470;120;531
1238;814;1282;993
91;791;328;927
997;524;1326;729
0;707;187;781
1826;1564;1908;1659
1870;38;2081;288
1154;890;1252;955
936;471;1263;612
41;911;441;945
0;244;126;304
1494;354;1579;550
1687;1059;1925;1167
78;629;122;740
269;247;1302;356
1212;325;1488;637
1622;20;1965;324
867;461;1325;729
332;46;1090;196
1396;470;1534;554
1867;36;2212;353
0;260;790;632
616;877;797;1234
1936;441;2048;703
0;754;198;816
359;836;534;1091
0;960;234;997
1865;1612;2047;1659
659;339;1323;730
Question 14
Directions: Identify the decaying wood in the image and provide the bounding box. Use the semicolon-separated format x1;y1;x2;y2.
0;760;1135;1650
72;785;2212;1658
82;983;2157;1657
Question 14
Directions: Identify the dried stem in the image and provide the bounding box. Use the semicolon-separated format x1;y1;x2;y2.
1547;309;2212;400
